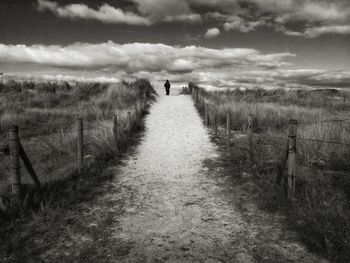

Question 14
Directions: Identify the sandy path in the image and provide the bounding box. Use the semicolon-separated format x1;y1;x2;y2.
113;95;246;262
19;95;327;262
95;95;326;262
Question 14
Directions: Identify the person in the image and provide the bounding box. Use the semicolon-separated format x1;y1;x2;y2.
164;80;171;96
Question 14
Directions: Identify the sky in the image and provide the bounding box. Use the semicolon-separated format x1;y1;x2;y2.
0;0;350;89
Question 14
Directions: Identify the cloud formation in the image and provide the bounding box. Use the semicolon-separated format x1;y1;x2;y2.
36;0;350;37
0;41;294;73
133;0;201;23
37;0;151;25
7;73;120;84
37;0;201;25
206;0;350;37
204;28;220;38
304;25;350;38
8;41;347;90
172;69;350;90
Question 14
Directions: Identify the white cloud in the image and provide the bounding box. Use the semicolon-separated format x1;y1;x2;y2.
132;0;201;23
36;0;350;37
37;0;202;25
204;28;221;38
180;68;350;89
300;2;348;22
252;0;350;23
37;0;151;25
0;41;294;74
304;25;350;38
223;16;263;32
207;0;350;38
238;69;350;87
7;73;120;83
163;14;202;23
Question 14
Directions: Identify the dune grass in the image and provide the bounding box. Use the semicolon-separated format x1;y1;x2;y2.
0;79;156;199
191;84;350;262
197;86;350;169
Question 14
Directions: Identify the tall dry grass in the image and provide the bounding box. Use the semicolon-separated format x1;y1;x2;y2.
197;87;350;168
0;79;156;195
191;83;350;262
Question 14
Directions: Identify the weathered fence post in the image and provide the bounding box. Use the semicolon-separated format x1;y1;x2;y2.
226;112;231;146
19;143;41;188
214;110;218;135
205;104;209;125
9;125;21;197
287;119;297;200
77;118;83;172
134;102;139;122
226;112;231;135
128;111;132;137
142;92;147;109
138;100;142;116
248;114;255;175
248;114;253;151
139;100;144;114
113;114;118;150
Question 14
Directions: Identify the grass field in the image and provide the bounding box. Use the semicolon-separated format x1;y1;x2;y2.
190;83;350;262
0;79;156;196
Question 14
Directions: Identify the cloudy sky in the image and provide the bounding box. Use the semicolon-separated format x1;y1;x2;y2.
0;0;349;89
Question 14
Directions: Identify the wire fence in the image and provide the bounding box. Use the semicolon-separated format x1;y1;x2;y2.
191;86;350;200
0;98;149;198
298;118;350;126
297;137;350;147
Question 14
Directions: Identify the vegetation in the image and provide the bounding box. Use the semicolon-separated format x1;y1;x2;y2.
0;79;156;218
191;83;350;262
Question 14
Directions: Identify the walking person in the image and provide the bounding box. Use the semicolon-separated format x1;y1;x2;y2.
164;80;171;96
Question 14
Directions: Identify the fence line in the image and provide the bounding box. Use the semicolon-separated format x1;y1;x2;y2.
190;86;350;201
297;137;350;147
10;121;116;141
1;101;147;151
298;118;350;126
1;97;149;204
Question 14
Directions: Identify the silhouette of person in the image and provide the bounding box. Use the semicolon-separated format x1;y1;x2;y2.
164;80;171;96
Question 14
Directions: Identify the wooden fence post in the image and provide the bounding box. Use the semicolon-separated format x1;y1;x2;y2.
9;125;21;197
226;112;231;135
287;119;297;200
139;100;144;114
248;114;253;151
214;110;218;135
128;111;132;137
248;114;255;174
134;102;139;122
19;143;41;188
113;114;118;150
77;118;83;172
138;100;142;116
142;92;147;109
226;112;231;146
205;104;209;125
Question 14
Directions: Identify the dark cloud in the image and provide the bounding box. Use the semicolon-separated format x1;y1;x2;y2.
205;0;350;37
37;0;202;25
33;0;350;38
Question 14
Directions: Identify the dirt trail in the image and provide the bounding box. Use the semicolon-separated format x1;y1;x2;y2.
13;95;327;262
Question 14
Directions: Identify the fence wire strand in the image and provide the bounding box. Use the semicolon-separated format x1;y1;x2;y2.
298;118;350;126
297;137;350;147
